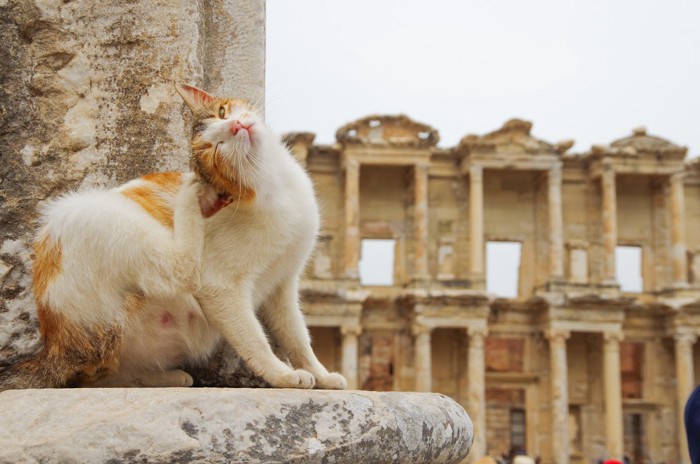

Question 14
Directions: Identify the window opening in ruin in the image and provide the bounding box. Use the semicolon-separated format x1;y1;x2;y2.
359;239;395;286
510;408;526;450
616;246;643;293
486;241;521;298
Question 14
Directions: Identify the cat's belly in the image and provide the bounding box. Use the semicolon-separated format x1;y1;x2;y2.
118;293;221;373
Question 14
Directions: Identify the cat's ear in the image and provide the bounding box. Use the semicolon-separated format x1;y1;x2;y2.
175;83;216;113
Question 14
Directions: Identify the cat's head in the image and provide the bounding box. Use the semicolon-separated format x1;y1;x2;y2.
175;83;266;200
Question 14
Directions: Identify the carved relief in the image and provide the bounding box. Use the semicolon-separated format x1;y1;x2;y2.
336;115;439;147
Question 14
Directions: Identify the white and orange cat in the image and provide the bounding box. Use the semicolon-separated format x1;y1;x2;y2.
0;84;346;391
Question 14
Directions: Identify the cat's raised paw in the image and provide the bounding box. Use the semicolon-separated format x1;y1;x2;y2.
315;372;347;390
277;369;315;389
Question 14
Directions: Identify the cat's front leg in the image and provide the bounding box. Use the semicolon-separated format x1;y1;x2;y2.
198;285;316;389
260;279;348;390
171;173;207;292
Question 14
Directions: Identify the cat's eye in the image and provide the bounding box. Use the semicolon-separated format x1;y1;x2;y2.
218;106;226;119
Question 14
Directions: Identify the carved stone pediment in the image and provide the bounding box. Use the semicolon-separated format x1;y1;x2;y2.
602;127;687;159
336;114;439;147
458;118;569;156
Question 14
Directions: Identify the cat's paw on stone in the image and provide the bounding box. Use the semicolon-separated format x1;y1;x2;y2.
278;369;315;389
315;372;347;390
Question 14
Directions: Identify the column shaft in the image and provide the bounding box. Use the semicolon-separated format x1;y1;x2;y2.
344;159;360;279
670;173;688;286
548;166;564;279
341;326;361;390
602;167;617;284
469;165;484;287
675;333;696;464
603;332;624;460
414;164;429;280
467;329;487;460
547;330;570;464
414;327;432;392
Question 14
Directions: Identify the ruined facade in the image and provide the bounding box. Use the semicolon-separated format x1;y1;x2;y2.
287;117;700;464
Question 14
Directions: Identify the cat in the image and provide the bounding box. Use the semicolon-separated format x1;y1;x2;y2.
0;83;347;391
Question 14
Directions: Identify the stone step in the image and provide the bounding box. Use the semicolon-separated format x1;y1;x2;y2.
0;388;473;464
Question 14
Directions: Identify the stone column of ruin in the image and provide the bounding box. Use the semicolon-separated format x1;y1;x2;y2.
603;332;624;460
601;166;618;285
670;173;689;287
413;164;430;281
467;328;487;461
340;325;361;390
548;165;565;280
413;325;433;392
675;332;696;464
546;329;570;464
469;165;485;289
343;158;361;279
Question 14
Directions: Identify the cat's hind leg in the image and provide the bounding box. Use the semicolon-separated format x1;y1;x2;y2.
260;280;347;390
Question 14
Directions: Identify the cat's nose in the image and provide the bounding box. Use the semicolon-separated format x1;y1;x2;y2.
230;121;244;135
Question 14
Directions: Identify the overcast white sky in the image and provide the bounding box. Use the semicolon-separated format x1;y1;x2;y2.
266;1;700;295
266;0;700;156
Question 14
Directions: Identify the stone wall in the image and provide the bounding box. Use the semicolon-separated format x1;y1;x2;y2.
0;0;265;370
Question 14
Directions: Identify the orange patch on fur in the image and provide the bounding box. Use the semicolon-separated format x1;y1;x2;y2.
33;234;62;301
121;184;175;228
142;172;183;192
192;138;256;202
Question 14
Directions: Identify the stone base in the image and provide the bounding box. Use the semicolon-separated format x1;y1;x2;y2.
0;388;473;464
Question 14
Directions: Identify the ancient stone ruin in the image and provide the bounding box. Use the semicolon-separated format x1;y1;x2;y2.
287;115;699;464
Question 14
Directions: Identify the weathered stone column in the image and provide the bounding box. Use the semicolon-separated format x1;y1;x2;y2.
545;329;570;464
603;332;624;460
548;165;564;280
469;164;484;289
341;325;361;390
0;0;266;370
675;332;696;464
413;163;430;280
343;158;361;279
413;325;432;392
467;327;487;460
670;173;689;287
601;166;618;284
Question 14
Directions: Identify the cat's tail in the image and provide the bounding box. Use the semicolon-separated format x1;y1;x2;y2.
0;304;122;392
0;349;78;391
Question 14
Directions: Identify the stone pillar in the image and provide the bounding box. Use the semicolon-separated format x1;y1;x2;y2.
469;164;484;288
670;173;689;287
413;325;432;392
675;333;697;464
548;165;564;280
413;164;430;281
603;332;624;460
546;329;570;464
344;158;360;279
467;328;487;460
340;325;361;390
203;0;266;109
601;166;618;284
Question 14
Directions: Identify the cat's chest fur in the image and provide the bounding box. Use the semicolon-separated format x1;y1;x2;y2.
200;160;319;294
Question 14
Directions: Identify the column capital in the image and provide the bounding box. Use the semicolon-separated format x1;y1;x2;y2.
603;331;625;344
469;163;483;180
341;325;362;337
467;326;489;339
342;156;360;171
412;324;432;337
544;328;571;343
670;171;686;183
674;332;697;346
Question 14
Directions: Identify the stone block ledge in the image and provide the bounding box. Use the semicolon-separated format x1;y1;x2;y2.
0;388;473;464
